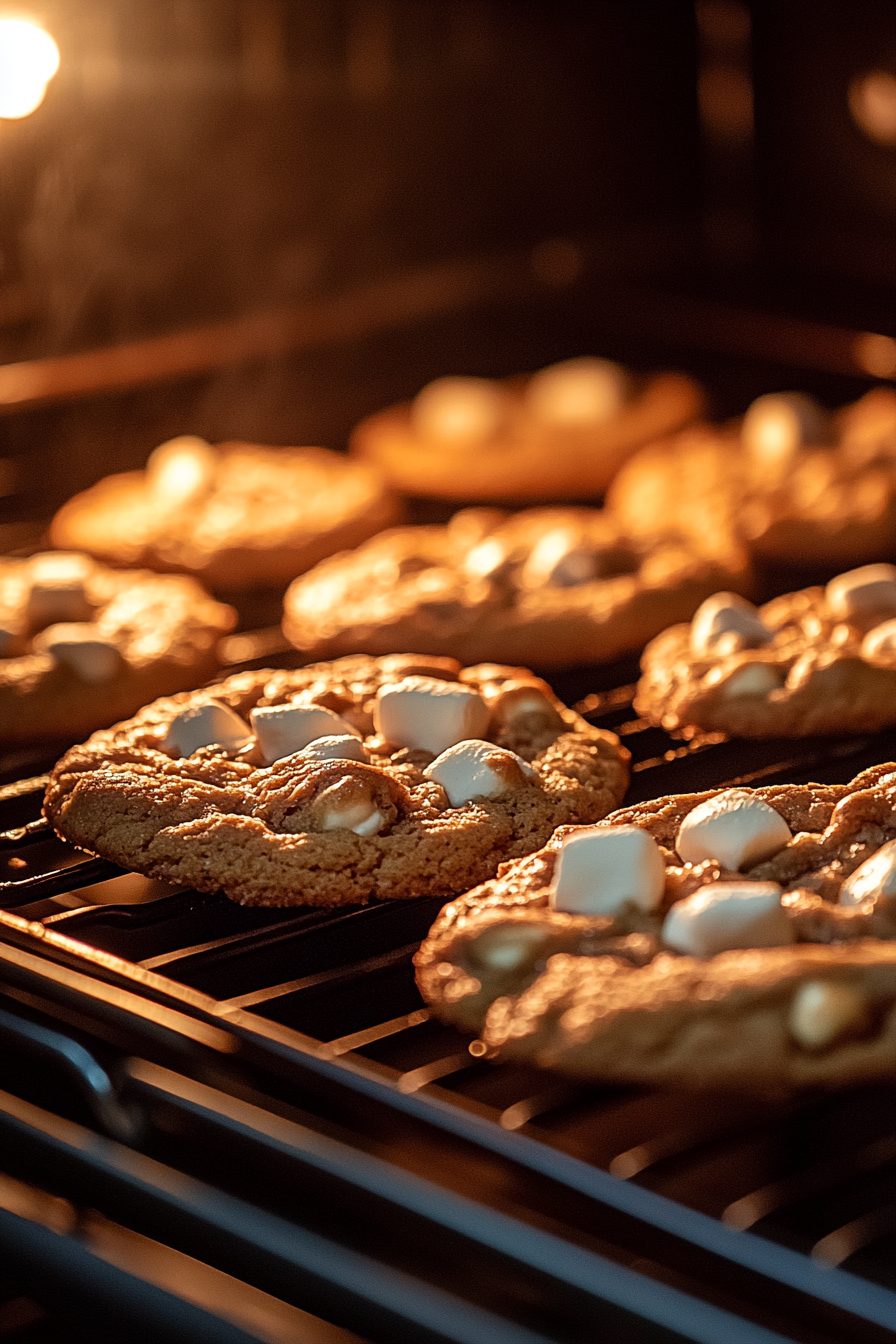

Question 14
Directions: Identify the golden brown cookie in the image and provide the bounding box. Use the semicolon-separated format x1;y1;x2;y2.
0;552;235;742
350;360;704;502
50;437;402;591
44;654;629;907
635;564;896;737
282;505;751;668
606;387;896;568
415;765;896;1090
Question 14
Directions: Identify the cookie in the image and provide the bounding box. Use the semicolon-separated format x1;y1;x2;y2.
606;387;896;568
50;437;402;591
44;654;629;907
415;766;896;1090
350;360;704;502
282;505;751;668
0;551;235;742
634;564;896;737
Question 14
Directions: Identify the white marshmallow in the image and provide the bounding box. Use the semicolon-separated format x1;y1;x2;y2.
690;592;772;656
676;789;791;871
741;391;827;469
26;551;94;627
861;618;896;661
788;980;869;1050
826;564;896;622
423;739;537;808
250;703;362;765
522;529;597;588
34;623;122;683
146;436;217;503
163;700;252;757
662;881;792;957
550;825;666;916
411;377;509;445
319;799;385;836
839;838;896;907
294;734;369;765
719;662;784;699
374;676;489;756
525;357;629;427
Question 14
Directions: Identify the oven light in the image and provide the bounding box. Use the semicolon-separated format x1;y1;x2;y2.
0;17;59;119
849;70;896;148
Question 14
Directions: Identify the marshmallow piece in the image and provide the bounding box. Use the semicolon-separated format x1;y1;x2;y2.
469;921;553;972
839;838;896;907
26;551;94;627
488;682;566;733
550;825;666;916
295;734;369;765
423;739;537;807
826;564;896;622
313;777;386;836
861;618;896;661
34;623;123;683
163;700;252;757
662;881;792;957
146;436;217;503
525;357;629;427
250;703;362;764
741;391;828;469
719;662;784;699
788;980;869;1050
690;592;773;656
374;676;489;756
411;376;510;445
676;789;791;871
522;529;597;588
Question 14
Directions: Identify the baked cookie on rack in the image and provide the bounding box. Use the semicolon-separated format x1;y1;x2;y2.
606;387;896;568
415;767;896;1090
634;563;896;738
0;552;235;742
349;359;704;501
282;505;751;668
44;653;629;907
50;436;401;591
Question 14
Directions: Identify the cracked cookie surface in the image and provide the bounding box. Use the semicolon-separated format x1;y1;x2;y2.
44;654;629;907
415;765;896;1089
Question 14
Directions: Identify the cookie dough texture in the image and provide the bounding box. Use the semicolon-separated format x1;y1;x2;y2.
282;506;751;667
636;582;896;737
606;387;896;567
51;441;401;590
416;765;896;1090
44;655;629;907
350;369;704;501
0;556;235;742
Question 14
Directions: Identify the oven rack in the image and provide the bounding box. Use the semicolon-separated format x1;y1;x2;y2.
2;688;896;1343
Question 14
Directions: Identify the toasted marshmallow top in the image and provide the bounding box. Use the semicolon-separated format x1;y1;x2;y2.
411;377;509;445
33;623;123;683
250;702;361;765
662;880;792;956
423;739;536;807
690;592;773;656
146;436;217;504
861;618;896;661
741;391;827;469
718;662;784;700
676;789;791;871
826;564;896;622
373;676;489;756
163;700;252;757
550;824;666;916
25;551;94;627
525;357;629;427
839;838;896;907
294;734;369;765
521;528;597;588
788;979;869;1050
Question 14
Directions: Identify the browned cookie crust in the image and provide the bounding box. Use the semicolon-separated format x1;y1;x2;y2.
0;554;235;742
635;582;896;738
350;369;704;502
44;655;629;907
282;506;751;667
606;388;896;568
51;440;401;590
415;765;896;1090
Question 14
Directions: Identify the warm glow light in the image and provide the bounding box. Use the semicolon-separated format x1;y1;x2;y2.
0;17;59;119
849;70;896;148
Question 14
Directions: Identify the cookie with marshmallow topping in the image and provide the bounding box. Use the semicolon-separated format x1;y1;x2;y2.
635;562;896;737
416;764;896;1088
44;652;629;908
607;386;896;568
0;552;235;743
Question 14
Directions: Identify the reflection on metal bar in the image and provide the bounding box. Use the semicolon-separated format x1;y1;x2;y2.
813;1203;896;1268
397;1053;478;1094
324;1007;431;1057
216;943;420;1014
